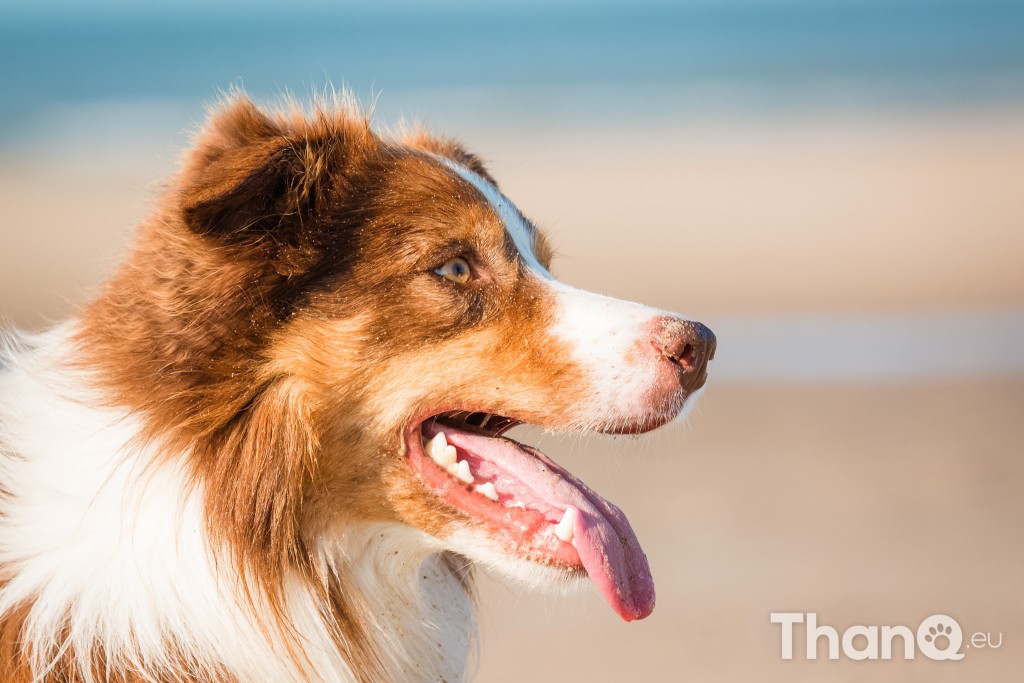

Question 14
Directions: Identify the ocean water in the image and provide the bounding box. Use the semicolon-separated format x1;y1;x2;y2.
1;0;1023;137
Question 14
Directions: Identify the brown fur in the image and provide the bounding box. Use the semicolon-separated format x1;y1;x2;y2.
1;93;595;680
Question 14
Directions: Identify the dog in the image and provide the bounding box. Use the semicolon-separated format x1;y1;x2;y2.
0;93;715;682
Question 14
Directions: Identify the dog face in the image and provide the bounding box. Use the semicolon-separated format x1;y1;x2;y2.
94;96;714;624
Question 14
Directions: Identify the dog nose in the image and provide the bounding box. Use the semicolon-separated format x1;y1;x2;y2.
653;317;716;393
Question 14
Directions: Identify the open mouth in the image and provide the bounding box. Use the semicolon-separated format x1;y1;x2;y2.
405;409;656;621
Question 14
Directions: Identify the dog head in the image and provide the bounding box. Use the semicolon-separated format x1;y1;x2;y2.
93;94;714;623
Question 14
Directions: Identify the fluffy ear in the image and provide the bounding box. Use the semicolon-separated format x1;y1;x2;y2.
179;97;322;245
402;130;500;187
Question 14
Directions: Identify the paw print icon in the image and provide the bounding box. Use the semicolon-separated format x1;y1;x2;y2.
925;623;954;648
917;614;965;661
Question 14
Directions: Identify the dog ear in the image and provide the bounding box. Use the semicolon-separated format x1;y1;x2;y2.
444;146;497;187
402;132;500;188
178;97;326;246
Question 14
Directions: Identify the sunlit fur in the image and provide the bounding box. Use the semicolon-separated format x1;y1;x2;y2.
0;93;701;682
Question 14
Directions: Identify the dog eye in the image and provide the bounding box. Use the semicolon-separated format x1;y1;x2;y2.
434;256;473;284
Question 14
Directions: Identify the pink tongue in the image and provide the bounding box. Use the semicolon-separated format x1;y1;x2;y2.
441;429;656;621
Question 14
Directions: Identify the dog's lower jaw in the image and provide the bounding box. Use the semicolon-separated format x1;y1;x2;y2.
0;328;475;683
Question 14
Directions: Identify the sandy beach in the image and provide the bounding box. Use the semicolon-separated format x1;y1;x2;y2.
1;105;1022;680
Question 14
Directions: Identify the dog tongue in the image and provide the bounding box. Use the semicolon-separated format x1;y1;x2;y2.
441;430;656;621
525;444;656;621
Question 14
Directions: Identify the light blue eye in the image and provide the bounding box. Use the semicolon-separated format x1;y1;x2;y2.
435;257;472;284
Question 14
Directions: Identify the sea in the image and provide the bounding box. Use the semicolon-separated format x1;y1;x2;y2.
1;0;1022;138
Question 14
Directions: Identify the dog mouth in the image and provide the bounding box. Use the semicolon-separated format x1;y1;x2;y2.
405;409;655;621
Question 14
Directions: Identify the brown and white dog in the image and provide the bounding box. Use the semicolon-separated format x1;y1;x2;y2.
0;94;715;682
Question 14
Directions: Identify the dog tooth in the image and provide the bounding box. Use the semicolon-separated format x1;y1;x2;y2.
455;460;474;484
427;432;447;463
508;500;526;510
554;507;578;543
474;481;498;501
440;445;458;467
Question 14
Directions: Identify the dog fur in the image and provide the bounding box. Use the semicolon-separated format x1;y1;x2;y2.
0;93;713;682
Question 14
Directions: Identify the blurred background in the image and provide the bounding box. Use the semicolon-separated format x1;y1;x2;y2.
2;0;1022;680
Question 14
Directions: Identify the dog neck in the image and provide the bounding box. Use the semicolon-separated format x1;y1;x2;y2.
326;525;477;682
0;326;475;683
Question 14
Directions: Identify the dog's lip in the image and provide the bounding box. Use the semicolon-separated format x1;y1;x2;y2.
407;405;674;439
403;405;656;622
419;409;522;439
598;412;677;436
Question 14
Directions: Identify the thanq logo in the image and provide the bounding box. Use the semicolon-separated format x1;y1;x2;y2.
770;612;1003;661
